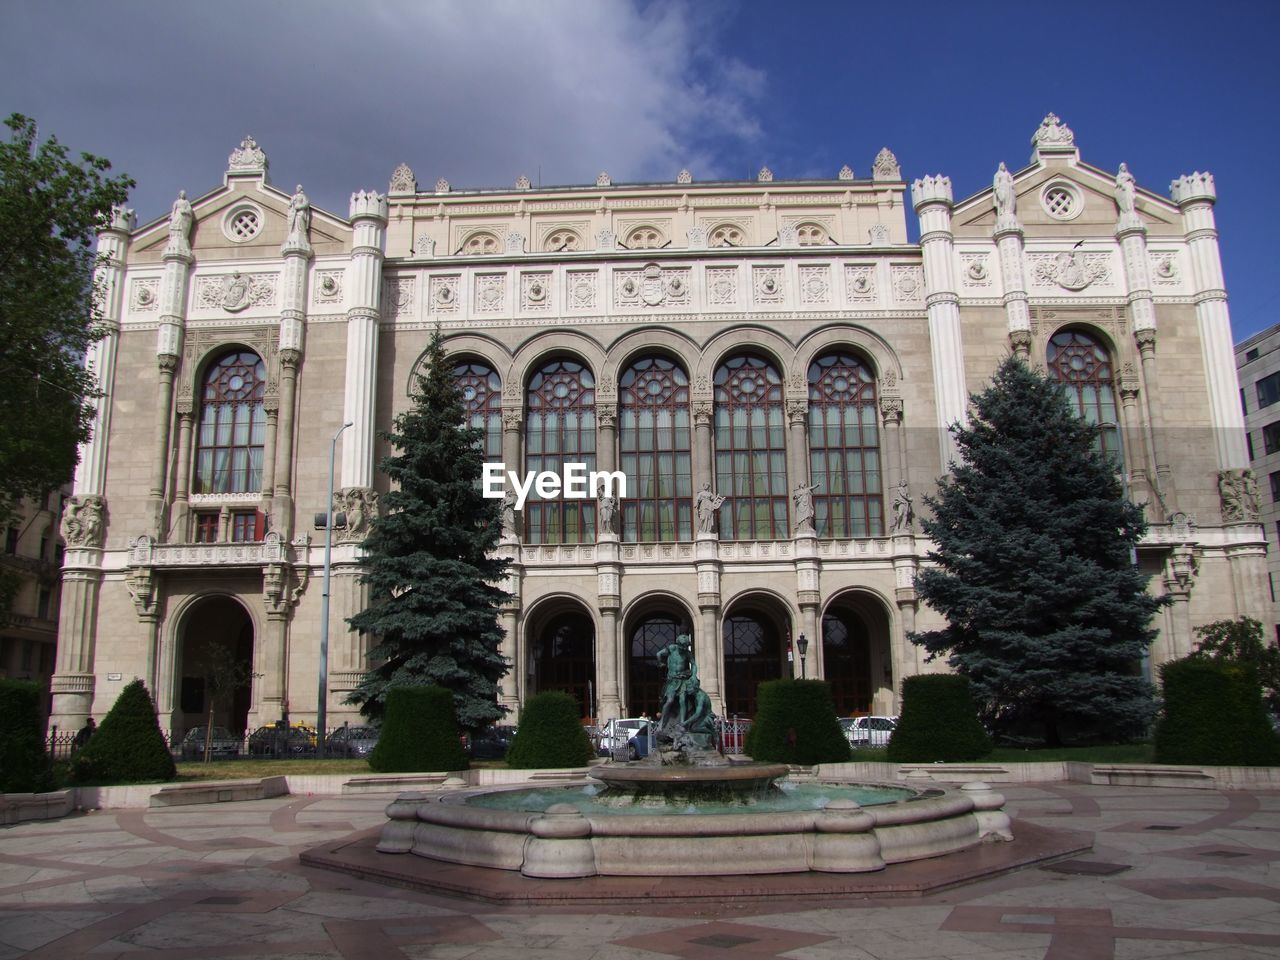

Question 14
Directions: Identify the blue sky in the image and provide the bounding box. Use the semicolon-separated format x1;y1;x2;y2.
3;0;1276;339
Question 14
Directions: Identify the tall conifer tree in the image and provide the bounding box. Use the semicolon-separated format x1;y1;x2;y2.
912;356;1163;745
347;328;510;730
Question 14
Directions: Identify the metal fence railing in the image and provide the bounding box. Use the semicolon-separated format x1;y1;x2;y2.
44;724;382;763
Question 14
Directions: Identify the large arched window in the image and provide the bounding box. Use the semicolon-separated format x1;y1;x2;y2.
195;351;265;494
722;606;786;716
454;360;502;460
822;608;872;715
1047;329;1122;463
808;352;882;537
531;610;595;719
714;355;788;540
525;359;596;543
627;613;681;717
620;357;691;541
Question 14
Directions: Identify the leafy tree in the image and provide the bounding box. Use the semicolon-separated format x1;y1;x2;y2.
1188;616;1280;714
346;327;510;730
0;115;133;528
912;356;1164;746
0;678;52;793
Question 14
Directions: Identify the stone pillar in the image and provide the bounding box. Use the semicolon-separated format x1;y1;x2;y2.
597;402;617;475
595;532;623;722
259;404;279;527
786;398;809;495
892;534;920;708
1117;371;1157;513
341;190;389;490
1134;329;1176;510
498;548;522;712
271;351;302;536
692;398;714;494
912;175;966;471
991;168;1030;359
795;533;820;679
272;222;313;538
695;533;723;714
1159;545;1197;664
879;394;903;533
171;406;195;541
51;205;134;730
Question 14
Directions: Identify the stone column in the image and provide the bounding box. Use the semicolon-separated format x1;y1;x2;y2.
1158;546;1197;664
51;205;133;730
795;533;820;679
271;222;313;538
271;351;302;536
1117;371;1157;514
595;532;623;722
597;402;617;475
786;398;809;495
341;189;388;490
991;169;1031;359
1134;329;1176;510
879;394;903;532
170;406;195;541
259;403;279;527
498;548;522;712
695;533;723;714
692;398;714;495
912;175;966;471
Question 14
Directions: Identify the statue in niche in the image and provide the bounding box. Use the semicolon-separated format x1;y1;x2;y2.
335;487;379;542
694;482;725;535
1218;469;1259;523
597;490;618;535
993;162;1016;220
792;481;821;534
500;490;518;541
891;478;914;533
286;184;311;242
168;190;193;247
655;628;716;754
1115;163;1137;217
61;495;105;547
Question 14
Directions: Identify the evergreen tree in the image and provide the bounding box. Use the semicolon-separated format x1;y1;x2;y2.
912;356;1164;746
346;327;510;730
70;679;175;785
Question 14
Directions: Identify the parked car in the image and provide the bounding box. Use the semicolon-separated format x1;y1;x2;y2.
626;722;653;761
840;715;898;747
469;725;517;760
179;725;242;761
326;725;379;758
248;724;316;757
597;717;648;756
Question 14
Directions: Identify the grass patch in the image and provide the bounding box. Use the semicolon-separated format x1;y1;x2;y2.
175;759;371;780
838;744;1155;764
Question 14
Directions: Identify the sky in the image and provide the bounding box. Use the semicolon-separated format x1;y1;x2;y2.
3;0;1277;340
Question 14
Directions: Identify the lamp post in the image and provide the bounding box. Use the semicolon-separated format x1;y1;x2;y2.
797;632;809;679
317;421;352;756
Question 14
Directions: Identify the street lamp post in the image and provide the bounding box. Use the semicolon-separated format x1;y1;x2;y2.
317;421;352;756
797;632;809;679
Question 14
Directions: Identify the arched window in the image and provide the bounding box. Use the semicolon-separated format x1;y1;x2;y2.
531;610;595;718
195;351;265;494
625;226;663;250
722;607;785;716
628;613;681;717
545;229;581;252
796;222;829;245
714;355;787;540
808;352;882;537
822;608;872;715
454;360;502;460
620;357;691;541
462;231;500;255
709;223;744;247
525;359;596;543
1047;329;1122;463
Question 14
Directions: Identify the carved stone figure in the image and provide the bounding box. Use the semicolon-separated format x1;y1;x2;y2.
993;162;1016;221
286;184;311;242
1218;468;1259;523
335;487;379;542
597;491;618;535
61;495;105;548
167;190;193;253
500;490;518;541
792;481;820;534
891;478;914;533
694;482;725;535
1115;163;1140;228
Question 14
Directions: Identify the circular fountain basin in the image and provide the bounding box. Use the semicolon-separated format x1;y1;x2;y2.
377;777;1014;879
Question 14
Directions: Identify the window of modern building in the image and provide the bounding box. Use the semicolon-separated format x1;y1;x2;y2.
1258;372;1280;409
1246;348;1260;362
195;351;266;494
714;355;788;540
1264;422;1280;456
1242;387;1249;416
454;360;503;460
1248;431;1256;461
808;352;882;537
4;527;16;554
619;357;691;541
1271;471;1280;502
1047;329;1122;463
525;359;596;543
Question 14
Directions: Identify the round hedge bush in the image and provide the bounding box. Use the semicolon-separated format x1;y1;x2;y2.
505;691;593;769
0;679;52;793
743;679;851;765
71;679;176;785
1154;658;1280;765
368;684;468;772
886;674;992;762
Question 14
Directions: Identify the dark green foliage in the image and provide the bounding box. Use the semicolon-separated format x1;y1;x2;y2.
70;680;175;784
347;327;510;730
505;691;593;769
1153;658;1280;765
0;679;52;793
368;685;468;773
742;680;851;765
912;356;1163;746
1188;617;1280;714
0;115;134;543
885;674;993;762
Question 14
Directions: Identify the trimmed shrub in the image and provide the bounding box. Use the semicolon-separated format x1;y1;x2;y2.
0;679;52;793
743;680;851;765
70;679;176;785
368;684;468;773
886;674;992;762
1154;658;1280;766
505;691;593;769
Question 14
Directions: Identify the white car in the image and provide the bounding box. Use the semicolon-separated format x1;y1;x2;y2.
840;715;898;747
597;717;648;755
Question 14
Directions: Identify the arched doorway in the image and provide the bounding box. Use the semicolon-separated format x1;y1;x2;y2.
528;605;596;719
721;598;790;716
625;608;689;718
178;596;255;736
823;592;894;716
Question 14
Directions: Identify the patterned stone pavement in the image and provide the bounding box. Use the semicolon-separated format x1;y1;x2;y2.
2;783;1279;959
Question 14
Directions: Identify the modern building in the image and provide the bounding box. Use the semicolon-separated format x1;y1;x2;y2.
50;114;1268;737
1235;324;1280;634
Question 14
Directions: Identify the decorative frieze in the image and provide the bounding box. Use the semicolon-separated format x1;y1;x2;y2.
314;270;344;305
131;278;159;312
1028;251;1113;291
844;264;877;301
520;272;552;311
474;274;506;313
429;275;460;313
891;265;924;304
382;276;415;318
613;263;691;309
960;254;992;289
567;271;598;310
1149;251;1181;285
752;266;785;305
799;265;831;305
706;267;738;306
194;272;278;312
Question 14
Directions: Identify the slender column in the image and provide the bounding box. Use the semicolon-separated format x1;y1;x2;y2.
597;403;617;475
692;399;714;493
271;352;301;535
912;175;966;471
785;399;808;494
260;404;278;526
879;395;903;530
695;533;723;713
1118;374;1157;514
499;603;520;711
51;205;133;730
341;190;389;489
595;532;622;722
170;407;195;541
502;407;523;539
1159;547;1197;663
1134;329;1176;510
991;166;1030;358
272;221;312;538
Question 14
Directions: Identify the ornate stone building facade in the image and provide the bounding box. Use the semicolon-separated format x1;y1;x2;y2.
49;117;1268;735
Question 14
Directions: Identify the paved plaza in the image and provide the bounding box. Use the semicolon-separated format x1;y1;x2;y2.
2;782;1280;959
